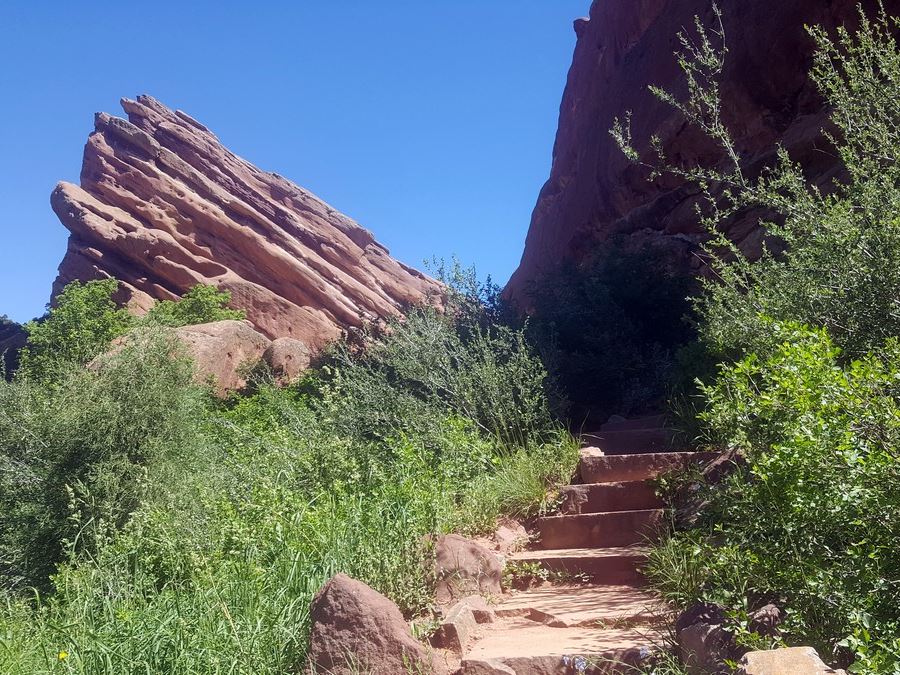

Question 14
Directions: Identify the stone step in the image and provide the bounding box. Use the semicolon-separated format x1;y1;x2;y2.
538;510;665;550
509;546;648;584
559;481;662;514
494;584;661;628
580;451;719;484
459;618;655;673
599;414;668;432
580;428;677;455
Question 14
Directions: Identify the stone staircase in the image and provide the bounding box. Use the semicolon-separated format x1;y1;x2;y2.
457;415;718;674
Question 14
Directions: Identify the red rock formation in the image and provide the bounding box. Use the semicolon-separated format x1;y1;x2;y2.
506;0;895;301
51;95;440;349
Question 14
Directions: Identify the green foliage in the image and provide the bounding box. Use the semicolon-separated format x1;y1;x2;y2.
648;323;900;670
145;285;245;328
0;330;203;591
17;279;132;382
16;281;245;385
0;263;576;673
614;5;900;671
526;237;697;419
319;279;554;449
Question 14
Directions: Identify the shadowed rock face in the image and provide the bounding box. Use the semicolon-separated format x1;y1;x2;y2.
51;95;440;349
0;319;26;376
506;0;893;302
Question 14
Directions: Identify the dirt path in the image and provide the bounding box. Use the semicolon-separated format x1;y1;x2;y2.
457;416;716;674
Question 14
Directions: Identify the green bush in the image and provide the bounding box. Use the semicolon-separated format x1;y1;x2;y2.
319;303;554;450
648;322;900;670
0;330;204;591
144;285;245;328
614;5;900;362
614;5;900;671
17;279;132;382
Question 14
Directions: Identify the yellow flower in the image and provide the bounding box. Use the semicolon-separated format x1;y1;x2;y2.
58;650;68;661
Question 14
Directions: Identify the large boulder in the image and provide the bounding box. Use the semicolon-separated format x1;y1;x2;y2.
434;534;503;604
174;319;271;395
50;95;441;349
306;573;432;675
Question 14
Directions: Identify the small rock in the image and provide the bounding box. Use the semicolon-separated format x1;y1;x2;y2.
676;603;741;675
430;601;478;653
306;573;432;675
435;534;503;604
739;646;846;674
748;604;783;637
460;595;496;624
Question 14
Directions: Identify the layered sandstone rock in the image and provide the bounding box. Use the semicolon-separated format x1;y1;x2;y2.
506;0;893;301
51;95;440;349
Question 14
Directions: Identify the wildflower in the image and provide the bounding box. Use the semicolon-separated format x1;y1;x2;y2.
58;650;69;661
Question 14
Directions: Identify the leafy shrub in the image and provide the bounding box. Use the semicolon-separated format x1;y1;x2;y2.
0;329;204;591
320;304;554;450
17;279;132;382
648;323;900;669
614;5;900;671
145;285;245;327
526;237;697;420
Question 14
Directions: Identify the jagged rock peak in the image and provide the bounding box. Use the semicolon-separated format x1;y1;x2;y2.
51;94;440;348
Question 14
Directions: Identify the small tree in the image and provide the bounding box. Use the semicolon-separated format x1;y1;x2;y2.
17;279;132;382
611;3;900;359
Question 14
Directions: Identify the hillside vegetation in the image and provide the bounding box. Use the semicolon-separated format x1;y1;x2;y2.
0;272;576;673
612;5;900;671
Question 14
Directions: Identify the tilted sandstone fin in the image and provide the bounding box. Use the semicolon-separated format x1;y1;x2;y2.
52;94;441;348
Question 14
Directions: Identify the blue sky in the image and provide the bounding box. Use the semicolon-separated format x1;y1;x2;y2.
0;1;588;323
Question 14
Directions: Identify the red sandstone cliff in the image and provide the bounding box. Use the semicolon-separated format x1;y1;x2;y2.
506;0;895;300
51;95;440;349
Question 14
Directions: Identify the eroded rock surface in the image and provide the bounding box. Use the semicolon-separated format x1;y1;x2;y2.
506;0;894;301
305;573;432;675
51;95;440;349
173;320;271;395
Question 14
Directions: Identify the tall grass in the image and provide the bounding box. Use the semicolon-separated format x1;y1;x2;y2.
0;283;577;673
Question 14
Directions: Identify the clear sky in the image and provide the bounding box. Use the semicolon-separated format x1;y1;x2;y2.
0;1;588;323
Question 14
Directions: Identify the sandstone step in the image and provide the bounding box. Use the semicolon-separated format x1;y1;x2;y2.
580;451;719;484
580;428;677;455
459;618;655;674
494;584;660;628
509;547;648;584
559;481;662;514
599;414;668;432
538;510;665;550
